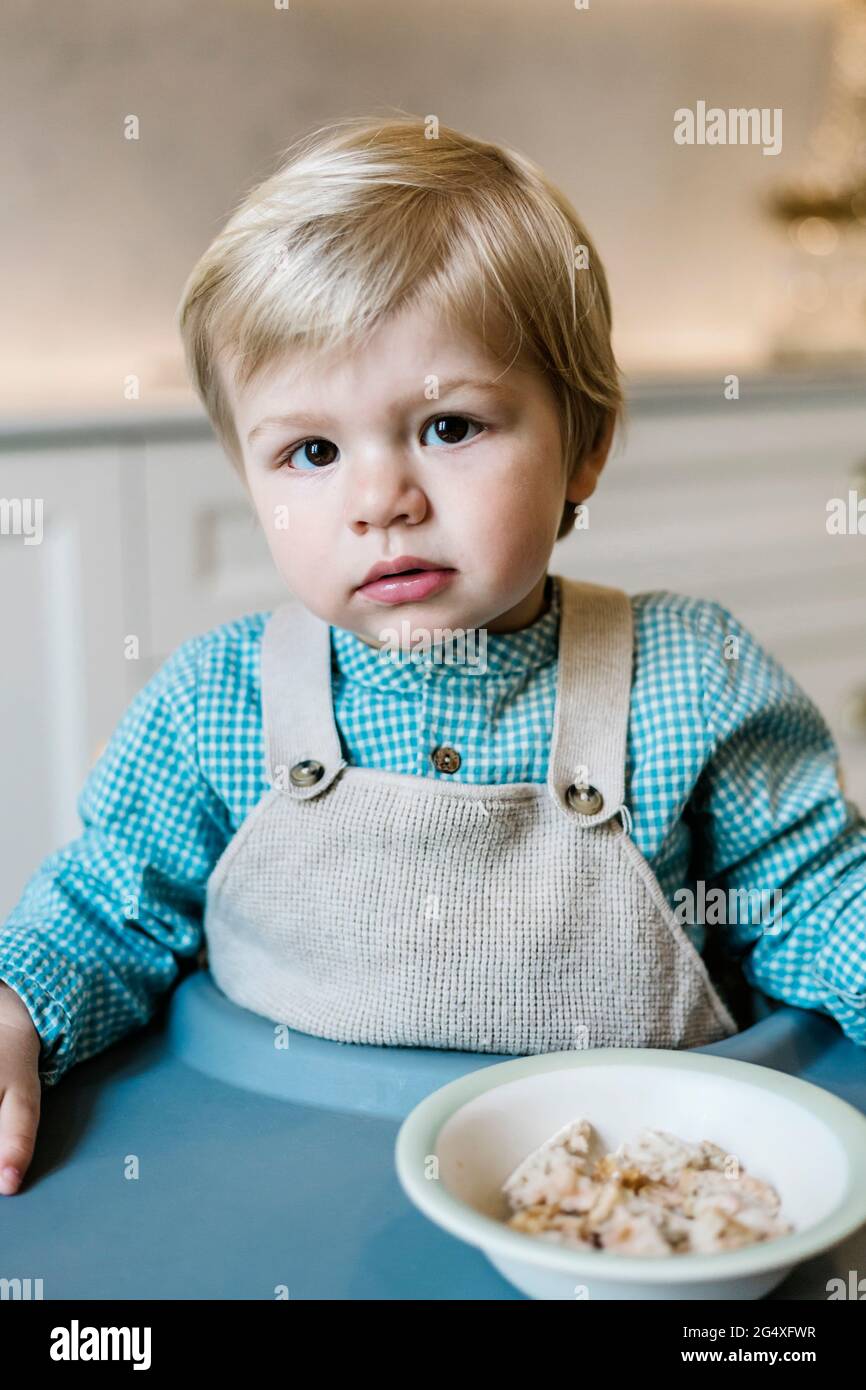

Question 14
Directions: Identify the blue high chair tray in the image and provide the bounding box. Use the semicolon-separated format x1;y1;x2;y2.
3;970;864;1300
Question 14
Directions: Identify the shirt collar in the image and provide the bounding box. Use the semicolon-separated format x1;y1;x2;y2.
330;573;561;690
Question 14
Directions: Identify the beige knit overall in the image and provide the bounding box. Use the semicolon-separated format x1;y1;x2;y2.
203;575;738;1052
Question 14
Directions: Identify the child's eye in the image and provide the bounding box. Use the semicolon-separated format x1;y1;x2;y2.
420;415;484;447
281;438;340;471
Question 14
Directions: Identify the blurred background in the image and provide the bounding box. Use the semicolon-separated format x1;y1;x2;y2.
1;0;866;916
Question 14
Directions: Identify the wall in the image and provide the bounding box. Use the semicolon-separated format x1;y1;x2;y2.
0;0;840;412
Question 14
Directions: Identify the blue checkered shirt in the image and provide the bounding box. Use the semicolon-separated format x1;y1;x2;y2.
2;577;865;1084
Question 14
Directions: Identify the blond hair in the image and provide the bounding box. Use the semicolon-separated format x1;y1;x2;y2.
177;112;625;540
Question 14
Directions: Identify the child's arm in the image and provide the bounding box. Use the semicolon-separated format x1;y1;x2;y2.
689;600;866;1046
0;633;230;1088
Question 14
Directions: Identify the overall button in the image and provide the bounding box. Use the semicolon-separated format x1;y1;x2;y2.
290;759;325;786
566;783;603;816
431;745;461;774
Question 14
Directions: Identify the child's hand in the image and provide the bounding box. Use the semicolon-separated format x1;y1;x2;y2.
0;982;42;1195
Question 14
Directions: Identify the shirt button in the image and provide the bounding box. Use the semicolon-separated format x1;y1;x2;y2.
431;745;461;774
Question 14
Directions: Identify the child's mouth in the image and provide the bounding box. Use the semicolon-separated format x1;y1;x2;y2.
355;568;456;604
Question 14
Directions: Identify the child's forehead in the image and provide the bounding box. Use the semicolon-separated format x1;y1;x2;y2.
222;310;535;420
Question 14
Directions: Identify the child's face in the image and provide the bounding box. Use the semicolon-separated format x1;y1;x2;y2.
223;300;603;644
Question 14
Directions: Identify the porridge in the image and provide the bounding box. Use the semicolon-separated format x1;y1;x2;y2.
502;1118;792;1256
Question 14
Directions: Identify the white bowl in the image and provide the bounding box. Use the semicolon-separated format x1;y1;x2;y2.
395;1049;866;1300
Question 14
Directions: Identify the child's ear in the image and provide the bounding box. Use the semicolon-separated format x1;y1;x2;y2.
565;409;616;505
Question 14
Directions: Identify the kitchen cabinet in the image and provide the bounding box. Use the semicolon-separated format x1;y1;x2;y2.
1;376;864;920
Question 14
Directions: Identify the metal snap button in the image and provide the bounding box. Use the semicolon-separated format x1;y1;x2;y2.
289;759;325;787
431;745;461;774
566;783;603;816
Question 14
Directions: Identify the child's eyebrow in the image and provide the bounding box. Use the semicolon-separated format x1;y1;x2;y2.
248;412;332;444
431;376;513;399
246;379;513;445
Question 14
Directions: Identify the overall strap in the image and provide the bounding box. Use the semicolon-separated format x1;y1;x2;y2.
259;576;635;817
260;597;347;800
546;577;634;827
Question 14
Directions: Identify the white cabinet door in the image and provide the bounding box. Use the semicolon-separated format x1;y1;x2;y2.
558;396;866;805
139;439;286;678
3;389;865;924
0;448;127;920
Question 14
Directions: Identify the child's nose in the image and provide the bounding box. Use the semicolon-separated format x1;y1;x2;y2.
344;453;429;531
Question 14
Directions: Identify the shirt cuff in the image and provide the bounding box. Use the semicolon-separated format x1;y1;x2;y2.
0;946;85;1086
808;925;866;1047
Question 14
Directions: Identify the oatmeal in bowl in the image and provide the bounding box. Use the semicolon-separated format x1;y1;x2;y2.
395;1049;866;1300
502;1117;793;1256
